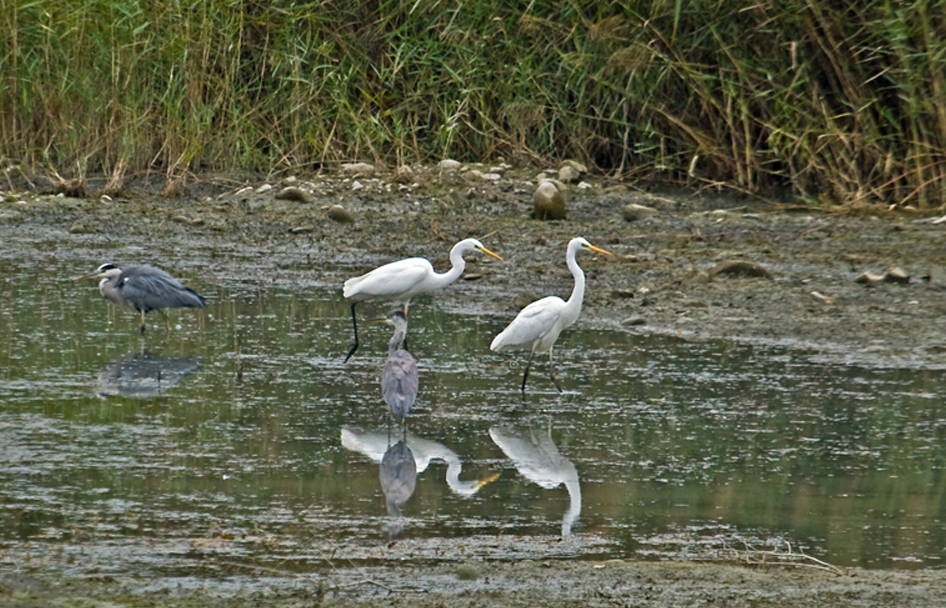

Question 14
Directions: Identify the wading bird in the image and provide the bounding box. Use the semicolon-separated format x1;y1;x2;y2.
373;310;418;425
490;237;611;393
77;263;206;334
343;238;502;361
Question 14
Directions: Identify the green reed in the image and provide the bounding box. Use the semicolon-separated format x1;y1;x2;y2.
1;0;944;208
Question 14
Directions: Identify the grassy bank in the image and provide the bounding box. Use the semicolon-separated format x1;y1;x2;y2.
1;0;944;208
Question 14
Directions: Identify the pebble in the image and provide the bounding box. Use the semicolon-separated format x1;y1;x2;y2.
622;316;646;326
256;183;273;194
327;205;355;224
558;164;581;183
884;266;910;284
275;187;312;203
468;170;501;181
622;203;656;222
438;159;462;171
709;260;773;279
533;181;566;220
855;271;885;286
341;162;375;173
351;180;364;191
455;564;480;581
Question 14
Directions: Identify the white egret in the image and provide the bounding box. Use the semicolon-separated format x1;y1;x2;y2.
77;263;206;334
342;238;502;361
490;237;611;393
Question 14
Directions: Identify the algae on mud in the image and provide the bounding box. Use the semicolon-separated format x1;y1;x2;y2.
1;166;946;606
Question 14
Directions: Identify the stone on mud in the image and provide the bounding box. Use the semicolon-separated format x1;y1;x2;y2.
328;205;355;224
275;186;312;203
622;203;656;222
533;181;566;220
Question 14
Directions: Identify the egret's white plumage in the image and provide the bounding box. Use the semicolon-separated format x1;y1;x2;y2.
490;237;611;393
342;238;502;361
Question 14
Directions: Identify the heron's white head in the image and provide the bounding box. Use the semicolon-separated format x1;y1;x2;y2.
76;263;123;282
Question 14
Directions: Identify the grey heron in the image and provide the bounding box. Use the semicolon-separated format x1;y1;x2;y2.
343;238;502;361
379;439;417;539
372;310;418;425
490;237;611;393
77;263;206;334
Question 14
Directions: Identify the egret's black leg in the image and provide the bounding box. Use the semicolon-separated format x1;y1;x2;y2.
520;352;535;395
344;303;359;363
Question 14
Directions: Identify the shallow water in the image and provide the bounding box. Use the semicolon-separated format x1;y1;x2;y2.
1;241;945;586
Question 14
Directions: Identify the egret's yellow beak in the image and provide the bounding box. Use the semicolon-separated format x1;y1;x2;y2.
476;245;503;262
477;472;501;488
585;244;613;256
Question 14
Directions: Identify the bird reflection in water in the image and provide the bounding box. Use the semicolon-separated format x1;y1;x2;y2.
489;422;581;536
342;426;499;497
379;440;417;539
96;351;202;398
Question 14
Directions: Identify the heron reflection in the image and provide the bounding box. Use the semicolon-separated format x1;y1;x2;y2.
379;439;417;539
96;351;202;398
489;422;581;536
341;426;498;497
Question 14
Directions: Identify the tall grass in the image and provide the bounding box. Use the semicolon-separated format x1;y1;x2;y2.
1;0;944;208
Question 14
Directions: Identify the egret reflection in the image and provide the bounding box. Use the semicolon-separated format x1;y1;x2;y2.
341;426;498;497
379;439;417;539
96;351;202;398
489;422;581;536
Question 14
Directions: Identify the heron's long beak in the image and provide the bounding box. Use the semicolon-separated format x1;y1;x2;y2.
477;245;503;262
586;244;613;256
477;472;501;488
74;270;106;282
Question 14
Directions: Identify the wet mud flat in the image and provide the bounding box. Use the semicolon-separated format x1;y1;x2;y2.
3;560;946;607
2;166;946;606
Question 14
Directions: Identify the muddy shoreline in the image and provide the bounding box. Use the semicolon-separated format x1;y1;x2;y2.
2;166;946;606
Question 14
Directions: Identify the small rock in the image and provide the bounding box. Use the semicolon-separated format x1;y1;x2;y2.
560;159;588;174
100;194;112;202
68;221;94;234
455;564;480;581
327;205;355;224
612;289;636;298
622;203;656;222
275;186;312;203
557;164;581;183
289;226;313;234
854;271;885;286
351;180;364;191
468;170;501;181
533;181;566;220
622;316;646;326
462;273;484;281
884;266;910;284
577;181;593;190
256;183;273;193
190;218;205;226
284;176;297;183
341;162;375;173
709;260;773;279
439;159;462;171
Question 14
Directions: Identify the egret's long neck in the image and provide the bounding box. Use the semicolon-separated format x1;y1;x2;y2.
563;245;586;321
434;245;468;288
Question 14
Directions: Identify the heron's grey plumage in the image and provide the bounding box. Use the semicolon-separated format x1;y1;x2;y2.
380;310;418;424
80;263;206;333
379;439;417;538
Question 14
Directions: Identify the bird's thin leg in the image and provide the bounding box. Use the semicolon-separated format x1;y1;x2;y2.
157;309;171;332
344;303;359;363
401;304;410;353
139;309;147;335
548;349;563;393
520;352;535;395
